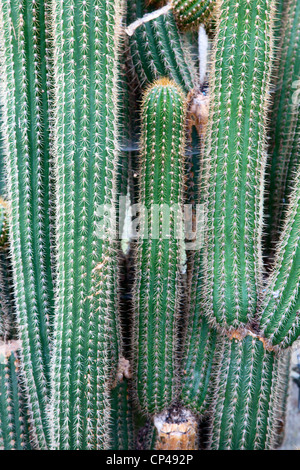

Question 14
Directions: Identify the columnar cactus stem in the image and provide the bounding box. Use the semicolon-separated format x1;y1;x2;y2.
0;255;14;343
127;0;197;92
110;379;135;450
50;0;123;450
172;0;215;30
267;0;300;247
180;312;218;413
133;79;186;415
0;0;54;448
201;0;275;329
0;343;31;450
209;333;283;450
258;167;300;348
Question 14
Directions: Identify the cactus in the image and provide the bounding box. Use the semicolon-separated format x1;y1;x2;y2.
50;0;124;450
0;344;31;450
172;0;215;30
0;199;8;248
0;0;55;448
0;0;298;453
110;379;135;450
201;0;275;329
266;0;300;248
208;333;284;450
127;0;197;92
132;78;186;415
258;166;300;348
180;312;218;414
0;253;15;343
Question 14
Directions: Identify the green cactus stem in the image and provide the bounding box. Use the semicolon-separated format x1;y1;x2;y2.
258;167;300;349
172;0;215;30
0;343;31;450
201;0;275;329
274;349;291;448
180;312;218;414
132;78;186;415
110;378;135;450
50;0;123;450
127;0;197;92
209;332;284;450
266;0;300;248
0;0;55;448
0;260;14;344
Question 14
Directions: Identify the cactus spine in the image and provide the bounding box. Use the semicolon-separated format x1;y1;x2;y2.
50;0;123;450
133;79;186;415
0;0;54;448
201;0;275;329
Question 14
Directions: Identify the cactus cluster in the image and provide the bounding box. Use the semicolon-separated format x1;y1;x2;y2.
0;0;299;451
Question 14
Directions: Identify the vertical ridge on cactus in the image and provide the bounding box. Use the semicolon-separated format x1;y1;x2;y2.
0;345;31;450
201;0;275;329
127;0;197;92
50;0;123;450
132;78;186;415
266;0;300;247
0;0;55;448
258;166;300;348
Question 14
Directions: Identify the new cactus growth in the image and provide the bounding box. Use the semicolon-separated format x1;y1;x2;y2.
133;78;186;415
